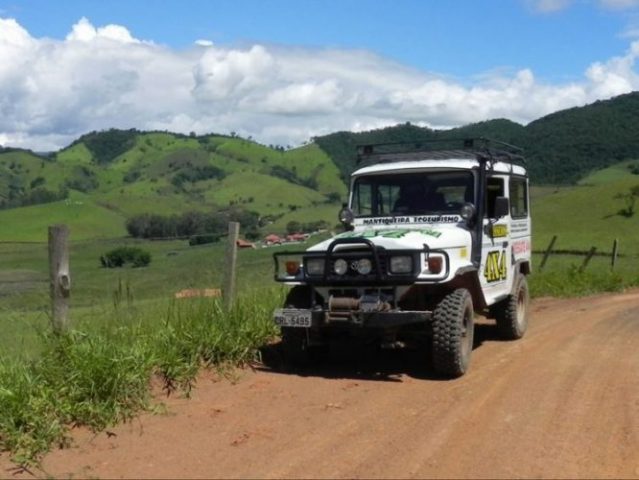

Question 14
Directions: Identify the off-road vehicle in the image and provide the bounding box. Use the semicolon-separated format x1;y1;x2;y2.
272;138;531;377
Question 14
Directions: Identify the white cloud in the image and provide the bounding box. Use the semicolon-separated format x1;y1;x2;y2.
0;17;638;151
529;0;639;13
528;0;573;13
195;39;213;47
598;0;639;10
65;17;141;43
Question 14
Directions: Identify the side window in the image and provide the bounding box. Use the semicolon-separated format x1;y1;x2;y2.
485;177;504;218
510;177;528;218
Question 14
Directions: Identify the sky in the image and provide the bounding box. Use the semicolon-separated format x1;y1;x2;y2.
1;0;639;151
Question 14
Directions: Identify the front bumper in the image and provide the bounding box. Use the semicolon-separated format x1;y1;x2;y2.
274;308;432;329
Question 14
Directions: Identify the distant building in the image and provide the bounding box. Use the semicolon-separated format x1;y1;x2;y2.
236;238;256;249
286;233;309;242
264;234;282;245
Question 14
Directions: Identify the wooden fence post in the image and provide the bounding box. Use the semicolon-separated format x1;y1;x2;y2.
539;235;557;271
223;222;240;309
579;247;597;273
48;225;70;334
611;239;619;270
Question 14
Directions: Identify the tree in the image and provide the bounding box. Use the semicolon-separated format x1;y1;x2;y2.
614;185;639;217
286;220;302;234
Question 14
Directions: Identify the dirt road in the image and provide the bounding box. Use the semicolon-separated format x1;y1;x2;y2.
4;291;639;479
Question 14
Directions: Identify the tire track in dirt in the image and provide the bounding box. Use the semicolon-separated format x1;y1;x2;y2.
2;291;639;479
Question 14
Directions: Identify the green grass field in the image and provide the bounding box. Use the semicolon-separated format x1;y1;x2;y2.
532;177;639;256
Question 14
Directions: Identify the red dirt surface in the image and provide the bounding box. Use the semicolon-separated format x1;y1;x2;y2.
2;291;639;479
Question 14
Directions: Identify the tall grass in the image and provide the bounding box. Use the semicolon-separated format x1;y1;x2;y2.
529;254;639;298
0;288;282;465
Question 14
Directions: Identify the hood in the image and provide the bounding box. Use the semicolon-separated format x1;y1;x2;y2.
308;224;471;252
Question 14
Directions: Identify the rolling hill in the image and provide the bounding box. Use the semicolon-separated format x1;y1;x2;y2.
0;132;347;241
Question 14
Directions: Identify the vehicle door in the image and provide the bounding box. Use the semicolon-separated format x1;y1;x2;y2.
479;175;513;303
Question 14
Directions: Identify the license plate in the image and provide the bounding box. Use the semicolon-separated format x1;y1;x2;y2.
273;309;312;328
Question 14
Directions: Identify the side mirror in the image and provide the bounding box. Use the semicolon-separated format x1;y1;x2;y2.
460;203;476;226
494;197;509;218
338;204;355;231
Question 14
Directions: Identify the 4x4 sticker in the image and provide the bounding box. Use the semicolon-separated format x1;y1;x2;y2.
491;225;508;238
484;250;507;283
336;228;442;239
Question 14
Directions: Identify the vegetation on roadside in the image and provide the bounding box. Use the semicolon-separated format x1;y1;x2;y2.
0;291;281;465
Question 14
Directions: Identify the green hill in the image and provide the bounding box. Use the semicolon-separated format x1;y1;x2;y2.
0;132;347;241
315;92;639;184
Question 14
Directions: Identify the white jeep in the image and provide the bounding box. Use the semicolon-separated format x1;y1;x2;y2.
273;139;531;377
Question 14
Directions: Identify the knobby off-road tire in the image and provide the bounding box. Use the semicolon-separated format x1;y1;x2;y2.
280;286;327;367
494;274;530;340
431;288;475;378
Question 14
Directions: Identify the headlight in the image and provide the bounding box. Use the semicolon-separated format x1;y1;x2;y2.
334;258;348;275
356;258;372;275
305;258;325;276
285;261;301;276
275;254;303;280
390;255;412;274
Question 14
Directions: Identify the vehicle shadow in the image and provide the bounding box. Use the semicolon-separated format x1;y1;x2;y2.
257;321;503;382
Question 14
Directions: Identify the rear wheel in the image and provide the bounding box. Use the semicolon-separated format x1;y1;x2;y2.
493;275;529;340
431;288;475;378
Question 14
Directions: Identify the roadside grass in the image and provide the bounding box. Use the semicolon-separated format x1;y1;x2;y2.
0;289;282;465
529;253;639;298
532;178;639;257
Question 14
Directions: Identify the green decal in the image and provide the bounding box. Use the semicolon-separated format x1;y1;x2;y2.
418;228;442;238
376;229;407;238
335;228;442;239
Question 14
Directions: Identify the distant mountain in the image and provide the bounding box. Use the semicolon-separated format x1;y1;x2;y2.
315;92;639;184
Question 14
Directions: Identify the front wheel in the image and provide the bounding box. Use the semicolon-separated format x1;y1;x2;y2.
431;288;475;378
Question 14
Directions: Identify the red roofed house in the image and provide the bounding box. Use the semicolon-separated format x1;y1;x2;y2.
236;238;256;249
286;233;308;242
264;234;282;245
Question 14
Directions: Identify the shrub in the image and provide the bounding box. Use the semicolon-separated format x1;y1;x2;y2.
100;247;152;268
65;165;99;193
188;234;221;246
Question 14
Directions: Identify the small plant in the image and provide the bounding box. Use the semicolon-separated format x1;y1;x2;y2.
614;185;639;217
100;247;151;268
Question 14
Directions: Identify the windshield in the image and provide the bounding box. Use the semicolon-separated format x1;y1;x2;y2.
351;171;474;217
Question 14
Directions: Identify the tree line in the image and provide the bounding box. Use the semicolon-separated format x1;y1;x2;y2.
125;207;261;241
315;92;639;185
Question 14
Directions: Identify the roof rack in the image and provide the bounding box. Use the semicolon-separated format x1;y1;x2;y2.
356;137;525;167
